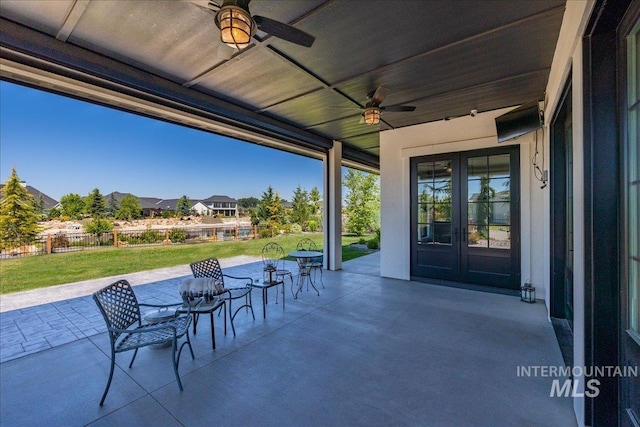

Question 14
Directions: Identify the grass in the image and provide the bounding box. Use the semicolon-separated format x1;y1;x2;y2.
0;233;375;294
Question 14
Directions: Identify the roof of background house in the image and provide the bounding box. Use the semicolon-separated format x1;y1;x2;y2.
202;195;237;203
0;183;58;210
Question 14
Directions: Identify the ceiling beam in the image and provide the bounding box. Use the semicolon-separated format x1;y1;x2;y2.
56;0;91;42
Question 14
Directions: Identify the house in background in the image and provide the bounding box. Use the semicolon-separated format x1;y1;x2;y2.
200;195;238;217
104;192;237;217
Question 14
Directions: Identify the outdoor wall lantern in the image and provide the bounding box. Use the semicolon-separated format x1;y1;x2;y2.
363;106;381;125
520;283;536;303
215;4;255;49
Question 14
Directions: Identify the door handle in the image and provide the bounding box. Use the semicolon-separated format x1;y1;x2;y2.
462;228;466;242
454;228;458;242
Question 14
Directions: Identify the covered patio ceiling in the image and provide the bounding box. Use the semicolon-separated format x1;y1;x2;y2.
0;0;565;170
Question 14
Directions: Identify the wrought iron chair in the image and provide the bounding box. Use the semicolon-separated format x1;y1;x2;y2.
190;258;254;336
296;238;324;288
254;242;291;318
93;280;194;406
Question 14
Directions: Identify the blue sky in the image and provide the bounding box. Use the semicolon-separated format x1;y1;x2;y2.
0;81;324;202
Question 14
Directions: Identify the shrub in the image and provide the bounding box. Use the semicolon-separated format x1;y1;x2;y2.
366;237;379;250
259;228;272;239
282;223;293;234
51;232;70;248
307;220;318;232
290;223;303;234
358;237;366;244
139;227;161;244
168;228;187;243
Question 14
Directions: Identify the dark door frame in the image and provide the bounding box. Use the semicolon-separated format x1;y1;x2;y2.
582;0;635;425
410;146;520;290
550;80;572;321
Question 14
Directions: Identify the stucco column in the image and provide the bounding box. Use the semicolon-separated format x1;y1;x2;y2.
323;140;342;270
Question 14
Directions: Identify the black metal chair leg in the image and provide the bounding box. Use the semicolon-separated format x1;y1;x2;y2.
99;353;116;406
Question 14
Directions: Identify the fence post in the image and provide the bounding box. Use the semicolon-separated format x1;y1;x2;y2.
235;225;238;241
46;234;52;254
213;228;217;242
113;229;118;247
164;229;170;245
253;225;257;239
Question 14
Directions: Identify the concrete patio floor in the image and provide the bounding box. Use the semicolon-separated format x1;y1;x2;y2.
0;252;576;426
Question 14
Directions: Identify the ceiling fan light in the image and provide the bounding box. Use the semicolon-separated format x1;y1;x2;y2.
216;5;255;49
363;107;381;125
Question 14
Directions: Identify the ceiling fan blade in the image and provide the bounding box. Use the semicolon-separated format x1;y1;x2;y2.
381;105;417;112
253;16;315;47
370;86;388;106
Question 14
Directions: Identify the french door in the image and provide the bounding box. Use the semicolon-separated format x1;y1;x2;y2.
410;146;520;289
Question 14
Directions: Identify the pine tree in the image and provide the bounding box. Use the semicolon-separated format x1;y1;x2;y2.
106;194;119;218
257;186;275;222
0;168;41;250
85;188;106;218
290;185;310;227
176;195;191;217
309;186;322;215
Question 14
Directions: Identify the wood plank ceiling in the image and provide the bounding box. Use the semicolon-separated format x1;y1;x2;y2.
0;0;566;169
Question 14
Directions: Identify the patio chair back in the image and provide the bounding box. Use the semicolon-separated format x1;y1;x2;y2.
296;238;317;252
190;258;224;284
262;242;285;273
93;280;141;342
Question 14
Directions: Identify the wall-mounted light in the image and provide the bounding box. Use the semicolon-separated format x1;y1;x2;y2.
215;4;255;49
363;106;381;125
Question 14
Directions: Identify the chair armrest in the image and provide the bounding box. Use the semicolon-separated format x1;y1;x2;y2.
222;274;253;286
140;301;192;315
109;323;177;335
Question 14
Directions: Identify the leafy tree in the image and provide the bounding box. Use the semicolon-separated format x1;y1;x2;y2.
85;188;106;218
59;193;85;220
115;194;141;220
290;185;310;227
106;194;119;218
344;169;380;236
0;168;41;249
85;217;113;245
176;195;191;216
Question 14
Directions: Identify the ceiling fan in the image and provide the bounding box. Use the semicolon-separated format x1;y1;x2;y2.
204;0;315;50
360;86;416;125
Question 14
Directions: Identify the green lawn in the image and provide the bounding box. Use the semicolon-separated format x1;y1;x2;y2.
0;233;375;294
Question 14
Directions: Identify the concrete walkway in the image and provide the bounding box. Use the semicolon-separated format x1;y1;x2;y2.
0;256;261;363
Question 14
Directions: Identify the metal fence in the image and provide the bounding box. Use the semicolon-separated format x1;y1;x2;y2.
0;225;262;259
